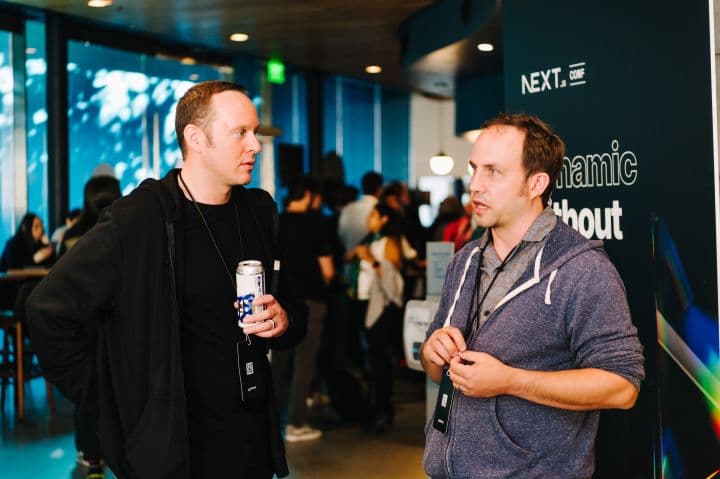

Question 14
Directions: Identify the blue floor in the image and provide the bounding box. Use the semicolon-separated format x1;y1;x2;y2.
0;380;115;479
0;368;428;478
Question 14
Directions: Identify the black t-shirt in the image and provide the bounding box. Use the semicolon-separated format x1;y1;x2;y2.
279;211;332;300
180;192;273;477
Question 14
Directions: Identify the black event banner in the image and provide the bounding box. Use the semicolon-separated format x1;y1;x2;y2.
502;0;719;478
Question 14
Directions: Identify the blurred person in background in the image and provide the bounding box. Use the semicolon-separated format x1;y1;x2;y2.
338;171;383;255
50;208;82;256
273;177;334;442
0;213;54;273
379;181;419;263
338;171;383;370
442;200;485;251
60;176;122;255
347;202;404;433
0;212;56;375
429;196;465;241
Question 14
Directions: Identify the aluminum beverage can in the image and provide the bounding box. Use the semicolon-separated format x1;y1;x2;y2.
236;260;265;328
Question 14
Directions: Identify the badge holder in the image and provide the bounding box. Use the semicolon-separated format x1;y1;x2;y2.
236;340;267;403
432;368;455;434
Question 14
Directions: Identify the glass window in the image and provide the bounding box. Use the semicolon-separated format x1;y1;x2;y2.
67;41;232;209
380;87;409;183
341;78;375;189
232;55;264;190
0;29;15;248
272;71;308;200
322;77;410;191
25;20;48;231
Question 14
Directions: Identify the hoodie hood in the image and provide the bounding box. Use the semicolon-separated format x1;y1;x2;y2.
442;220;606;327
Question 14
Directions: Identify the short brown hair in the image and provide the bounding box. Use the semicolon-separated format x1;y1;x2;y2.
174;80;248;154
481;113;565;205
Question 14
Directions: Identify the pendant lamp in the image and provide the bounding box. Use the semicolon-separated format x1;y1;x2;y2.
429;101;454;175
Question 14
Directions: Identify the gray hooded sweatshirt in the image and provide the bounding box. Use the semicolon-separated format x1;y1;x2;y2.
423;221;644;479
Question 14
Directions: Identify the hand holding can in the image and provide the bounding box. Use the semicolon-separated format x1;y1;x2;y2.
236;260;265;328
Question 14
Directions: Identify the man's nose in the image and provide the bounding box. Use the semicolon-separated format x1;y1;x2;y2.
250;133;262;153
469;169;484;193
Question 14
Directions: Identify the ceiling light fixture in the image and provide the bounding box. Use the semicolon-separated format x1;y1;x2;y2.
430;153;454;176
477;43;494;52
365;65;382;74
429;102;454;176
180;57;197;65
87;0;112;7
230;33;249;42
25;47;37;55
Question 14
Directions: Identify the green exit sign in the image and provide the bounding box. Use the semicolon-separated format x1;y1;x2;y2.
267;58;285;84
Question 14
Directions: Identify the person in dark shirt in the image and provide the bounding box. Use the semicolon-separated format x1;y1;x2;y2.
26;81;306;479
0;213;54;272
60;176;121;255
272;177;334;442
0;213;54;311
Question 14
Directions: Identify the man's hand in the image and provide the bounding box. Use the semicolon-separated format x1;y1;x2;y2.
421;326;466;383
235;294;289;338
423;327;467;367
448;351;640;410
448;351;514;398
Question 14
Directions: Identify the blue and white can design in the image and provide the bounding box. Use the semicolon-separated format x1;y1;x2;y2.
236;260;265;328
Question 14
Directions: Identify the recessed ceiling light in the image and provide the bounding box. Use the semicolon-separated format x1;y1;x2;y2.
181;57;197;65
87;0;112;7
477;43;494;52
230;33;249;42
365;65;382;74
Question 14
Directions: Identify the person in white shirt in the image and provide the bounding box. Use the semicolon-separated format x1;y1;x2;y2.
338;171;382;254
337;171;382;370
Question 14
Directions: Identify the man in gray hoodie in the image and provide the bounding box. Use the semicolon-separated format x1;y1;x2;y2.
420;113;644;478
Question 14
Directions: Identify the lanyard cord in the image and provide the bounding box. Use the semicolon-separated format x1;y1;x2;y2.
177;171;243;291
464;232;524;338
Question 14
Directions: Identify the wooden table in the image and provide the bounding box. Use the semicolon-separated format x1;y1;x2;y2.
0;268;49;284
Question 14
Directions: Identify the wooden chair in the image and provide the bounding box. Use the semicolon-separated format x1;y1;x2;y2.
0;282;56;420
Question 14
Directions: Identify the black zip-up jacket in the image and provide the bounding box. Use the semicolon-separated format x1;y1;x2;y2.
26;170;307;478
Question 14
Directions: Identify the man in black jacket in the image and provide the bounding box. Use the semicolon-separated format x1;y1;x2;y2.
26;80;307;479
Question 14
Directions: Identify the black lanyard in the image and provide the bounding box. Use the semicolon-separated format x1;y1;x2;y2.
178;171;244;292
464;232;524;338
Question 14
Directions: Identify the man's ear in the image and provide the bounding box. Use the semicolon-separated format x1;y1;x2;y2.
183;124;205;153
528;172;550;200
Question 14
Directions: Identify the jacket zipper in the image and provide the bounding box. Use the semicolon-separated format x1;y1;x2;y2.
444;302;498;477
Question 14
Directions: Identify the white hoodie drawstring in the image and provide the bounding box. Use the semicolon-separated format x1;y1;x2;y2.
544;269;558;305
442;246;479;327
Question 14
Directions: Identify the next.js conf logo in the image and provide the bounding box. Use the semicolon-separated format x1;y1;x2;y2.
521;62;587;95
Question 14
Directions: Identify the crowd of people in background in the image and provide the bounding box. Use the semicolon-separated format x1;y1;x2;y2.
270;169;484;440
